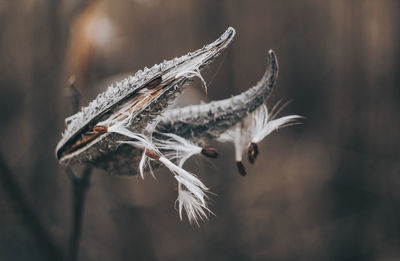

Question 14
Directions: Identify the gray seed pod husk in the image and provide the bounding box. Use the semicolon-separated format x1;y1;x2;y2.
56;27;279;176
56;27;236;169
93;50;278;175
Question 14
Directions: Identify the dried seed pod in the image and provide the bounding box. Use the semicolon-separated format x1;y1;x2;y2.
106;51;277;175
56;27;236;172
56;28;280;176
54;27;300;225
157;50;278;143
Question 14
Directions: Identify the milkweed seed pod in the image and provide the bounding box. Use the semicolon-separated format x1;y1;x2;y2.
56;27;302;224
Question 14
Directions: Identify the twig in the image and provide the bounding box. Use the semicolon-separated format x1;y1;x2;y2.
66;166;92;261
0;152;64;260
68;76;81;114
65;78;93;261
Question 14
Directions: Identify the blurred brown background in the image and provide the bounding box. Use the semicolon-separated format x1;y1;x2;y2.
1;0;400;260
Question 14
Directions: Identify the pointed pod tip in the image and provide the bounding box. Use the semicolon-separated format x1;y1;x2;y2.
267;49;278;67
226;26;236;36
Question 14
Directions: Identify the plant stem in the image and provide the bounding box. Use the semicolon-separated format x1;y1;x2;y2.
66;166;92;261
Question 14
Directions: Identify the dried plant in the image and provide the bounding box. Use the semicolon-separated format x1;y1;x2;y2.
56;27;301;224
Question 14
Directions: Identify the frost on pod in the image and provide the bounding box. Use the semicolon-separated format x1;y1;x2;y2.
56;27;302;225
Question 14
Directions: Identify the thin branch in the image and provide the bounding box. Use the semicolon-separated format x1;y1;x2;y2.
66;166;92;261
68;76;81;114
65;76;93;261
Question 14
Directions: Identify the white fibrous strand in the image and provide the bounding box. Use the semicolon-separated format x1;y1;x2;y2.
218;122;250;162
218;102;302;175
139;148;154;179
144;117;161;134
174;64;208;94
176;183;211;226
108;123;157;178
159;153;211;225
250;103;302;144
155;133;203;167
107;123;211;224
163;160;208;204
217;121;251;175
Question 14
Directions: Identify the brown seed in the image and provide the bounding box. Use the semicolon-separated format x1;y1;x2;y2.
201;147;218;158
145;76;162;89
93;125;108;134
145;149;160;160
247;142;259;164
236;161;247;176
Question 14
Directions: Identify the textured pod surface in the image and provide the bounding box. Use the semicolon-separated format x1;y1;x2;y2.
94;51;278;175
56;27;235;167
157;50;278;144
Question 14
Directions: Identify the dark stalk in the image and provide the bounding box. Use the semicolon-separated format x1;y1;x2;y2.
66;166;92;261
66;80;93;261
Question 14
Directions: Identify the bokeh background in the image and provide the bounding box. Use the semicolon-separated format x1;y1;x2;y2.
1;0;400;260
